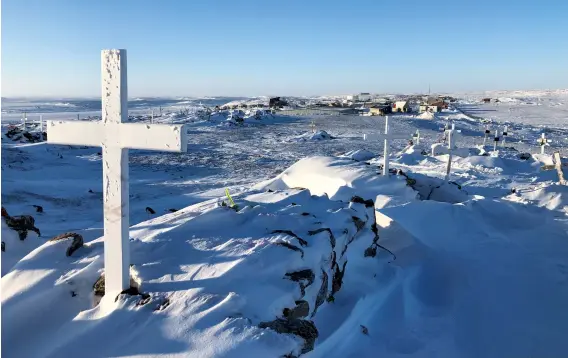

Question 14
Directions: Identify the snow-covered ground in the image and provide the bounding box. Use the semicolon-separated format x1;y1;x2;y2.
2;90;568;357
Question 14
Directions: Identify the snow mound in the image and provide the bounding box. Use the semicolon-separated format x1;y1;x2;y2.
339;149;376;162
255;156;417;205
291;130;334;142
2;177;403;357
416;111;434;120
520;184;568;213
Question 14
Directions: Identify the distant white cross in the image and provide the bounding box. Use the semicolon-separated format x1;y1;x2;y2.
22;113;27;130
310;120;316;133
47;50;188;296
444;123;458;182
502;125;508;146
363;116;407;175
538;133;550;154
493;129;500;152
412;130;421;145
483;124;490;146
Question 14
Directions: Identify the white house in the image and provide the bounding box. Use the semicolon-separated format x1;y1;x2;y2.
392;101;410;112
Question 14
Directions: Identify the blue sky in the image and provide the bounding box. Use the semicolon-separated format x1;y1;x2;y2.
2;0;567;97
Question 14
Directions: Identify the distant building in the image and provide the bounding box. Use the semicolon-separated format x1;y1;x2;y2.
365;104;392;116
356;93;372;102
392;101;410;113
269;97;288;109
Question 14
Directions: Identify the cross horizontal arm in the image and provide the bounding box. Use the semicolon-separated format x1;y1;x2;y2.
47;120;103;147
119;123;188;152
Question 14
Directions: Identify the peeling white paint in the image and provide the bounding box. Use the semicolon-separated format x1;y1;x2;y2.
46;49;188;296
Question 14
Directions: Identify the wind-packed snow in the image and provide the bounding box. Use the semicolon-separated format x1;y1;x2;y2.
2;90;568;357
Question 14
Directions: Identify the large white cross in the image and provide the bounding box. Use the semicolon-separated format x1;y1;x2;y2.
47;50;188;296
363;116;407;175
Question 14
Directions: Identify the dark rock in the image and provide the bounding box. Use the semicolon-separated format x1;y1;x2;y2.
285;269;315;298
331;260;347;297
145;207;156;215
154;297;170;311
259;318;318;354
307;228;336;248
519;153;531;160
49;232;84;257
168;208;178;213
352;216;366;232
350;196;375;208
275;242;305;258
364;246;377;257
1;241;5;252
1;207;41;239
283;300;310;319
311;269;328;318
272;230;308;247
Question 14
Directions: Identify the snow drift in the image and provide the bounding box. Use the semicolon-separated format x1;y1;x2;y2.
3;156;568;358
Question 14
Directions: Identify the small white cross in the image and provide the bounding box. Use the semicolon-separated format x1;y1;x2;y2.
483;124;491;146
47;50;188;296
493;129;500;152
444;123;458;182
412;130;421;145
538;133;550;154
363;116;407;175
502;125;508;146
310;120;316;133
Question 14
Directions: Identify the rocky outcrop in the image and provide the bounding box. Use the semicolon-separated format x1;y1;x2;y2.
49;232;84;257
1;207;41;240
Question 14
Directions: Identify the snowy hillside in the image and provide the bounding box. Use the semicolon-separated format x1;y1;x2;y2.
2;92;568;357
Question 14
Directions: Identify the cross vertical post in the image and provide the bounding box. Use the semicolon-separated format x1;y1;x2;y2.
383;116;390;175
22;112;27;130
539;133;549;155
445;126;453;182
40;115;43;132
101;49;131;295
483;125;490;146
151;109;154;124
493;129;500;152
502;125;508;146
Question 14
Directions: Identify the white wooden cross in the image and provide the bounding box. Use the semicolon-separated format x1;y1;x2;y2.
22;112;27;130
363;116;407;175
502;125;508;146
483;124;490;146
538;133;550;154
493;129;500;152
412;129;421;145
444;123;458;182
47;49;188;296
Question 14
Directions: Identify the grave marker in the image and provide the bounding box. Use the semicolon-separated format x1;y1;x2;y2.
444;123;458;182
493;129;500;152
483;125;490;146
412;130;421;145
502;125;508;146
363;116;407;175
47;49;188;296
538;133;550;155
